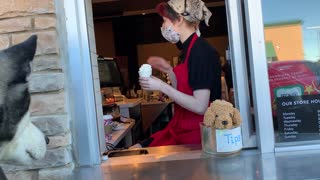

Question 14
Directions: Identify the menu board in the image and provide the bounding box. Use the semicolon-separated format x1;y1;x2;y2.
276;94;320;142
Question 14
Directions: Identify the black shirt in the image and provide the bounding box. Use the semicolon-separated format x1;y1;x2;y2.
179;33;221;101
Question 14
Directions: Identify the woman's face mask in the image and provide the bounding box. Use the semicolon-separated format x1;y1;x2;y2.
161;25;180;44
160;17;180;43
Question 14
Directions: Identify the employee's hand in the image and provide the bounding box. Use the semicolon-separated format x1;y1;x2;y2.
147;56;173;74
129;143;142;149
139;76;165;91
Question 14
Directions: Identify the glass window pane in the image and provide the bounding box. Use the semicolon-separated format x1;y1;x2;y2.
261;0;320;146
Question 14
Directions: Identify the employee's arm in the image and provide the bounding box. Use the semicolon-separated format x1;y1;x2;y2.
161;82;210;115
140;77;210;115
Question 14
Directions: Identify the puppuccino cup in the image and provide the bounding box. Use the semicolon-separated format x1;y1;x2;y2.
139;64;152;78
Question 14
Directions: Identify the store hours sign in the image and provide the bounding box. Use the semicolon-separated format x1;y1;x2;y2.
276;94;320;142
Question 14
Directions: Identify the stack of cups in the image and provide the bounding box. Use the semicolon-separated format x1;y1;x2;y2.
103;115;113;141
139;64;152;78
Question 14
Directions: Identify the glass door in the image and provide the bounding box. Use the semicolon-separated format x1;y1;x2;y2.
260;0;320;152
244;0;320;152
242;0;276;153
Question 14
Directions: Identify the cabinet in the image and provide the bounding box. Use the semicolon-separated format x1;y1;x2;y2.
116;98;144;145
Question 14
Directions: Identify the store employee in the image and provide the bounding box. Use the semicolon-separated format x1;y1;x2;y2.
134;0;221;148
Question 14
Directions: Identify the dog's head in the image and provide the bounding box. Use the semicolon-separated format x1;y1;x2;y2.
0;35;48;164
204;100;242;129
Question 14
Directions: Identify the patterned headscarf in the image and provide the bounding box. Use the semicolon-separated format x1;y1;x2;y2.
168;0;212;26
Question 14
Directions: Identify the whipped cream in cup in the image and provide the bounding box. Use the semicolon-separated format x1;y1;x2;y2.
139;64;152;77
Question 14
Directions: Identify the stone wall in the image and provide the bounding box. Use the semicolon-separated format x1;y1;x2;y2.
0;0;73;179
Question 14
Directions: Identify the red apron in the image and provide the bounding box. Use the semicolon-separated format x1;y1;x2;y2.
149;34;206;147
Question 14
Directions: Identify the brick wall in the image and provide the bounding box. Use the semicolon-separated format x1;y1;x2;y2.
0;0;73;179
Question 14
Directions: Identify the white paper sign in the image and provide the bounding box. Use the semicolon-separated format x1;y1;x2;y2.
216;127;242;153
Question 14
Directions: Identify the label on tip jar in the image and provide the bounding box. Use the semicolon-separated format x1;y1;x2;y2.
216;127;242;153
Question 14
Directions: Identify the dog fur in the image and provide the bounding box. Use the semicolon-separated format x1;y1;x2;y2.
204;100;242;129
0;35;47;178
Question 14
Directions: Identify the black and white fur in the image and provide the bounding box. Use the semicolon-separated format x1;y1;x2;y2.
0;35;48;178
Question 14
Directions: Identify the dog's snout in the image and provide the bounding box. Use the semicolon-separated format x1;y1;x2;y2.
45;136;50;145
222;120;228;125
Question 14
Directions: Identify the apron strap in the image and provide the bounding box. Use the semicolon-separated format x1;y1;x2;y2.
184;34;198;64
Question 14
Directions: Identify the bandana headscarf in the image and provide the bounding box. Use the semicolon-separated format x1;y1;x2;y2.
168;0;212;26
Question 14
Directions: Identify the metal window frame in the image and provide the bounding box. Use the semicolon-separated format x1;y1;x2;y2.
61;0;278;166
225;0;257;148
243;0;275;153
63;0;101;165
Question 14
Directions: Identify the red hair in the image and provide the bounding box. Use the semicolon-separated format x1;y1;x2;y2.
155;2;180;22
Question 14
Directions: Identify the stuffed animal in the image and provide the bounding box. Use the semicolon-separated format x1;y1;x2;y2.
203;100;242;129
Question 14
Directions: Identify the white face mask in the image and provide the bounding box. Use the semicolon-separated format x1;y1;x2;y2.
160;25;180;43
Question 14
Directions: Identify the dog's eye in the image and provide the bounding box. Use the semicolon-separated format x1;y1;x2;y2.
215;115;218;118
229;113;233;117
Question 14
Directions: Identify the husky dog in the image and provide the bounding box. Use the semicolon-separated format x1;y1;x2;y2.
0;35;48;179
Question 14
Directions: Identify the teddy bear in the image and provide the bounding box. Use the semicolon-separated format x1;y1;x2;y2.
203;100;242;129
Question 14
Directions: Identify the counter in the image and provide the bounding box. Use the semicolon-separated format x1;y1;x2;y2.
72;148;320;180
141;100;173;133
116;98;142;109
102;145;203;166
115;98;173;135
114;98;142;118
107;119;135;147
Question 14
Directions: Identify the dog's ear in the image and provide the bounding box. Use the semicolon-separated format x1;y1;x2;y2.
204;110;216;127
4;35;37;64
0;35;37;143
0;35;37;89
232;108;242;127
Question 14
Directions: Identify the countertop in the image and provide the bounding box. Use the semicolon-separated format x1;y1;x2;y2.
141;100;173;133
71;147;320;180
102;145;203;166
141;100;173;106
115;98;142;108
107;119;135;146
